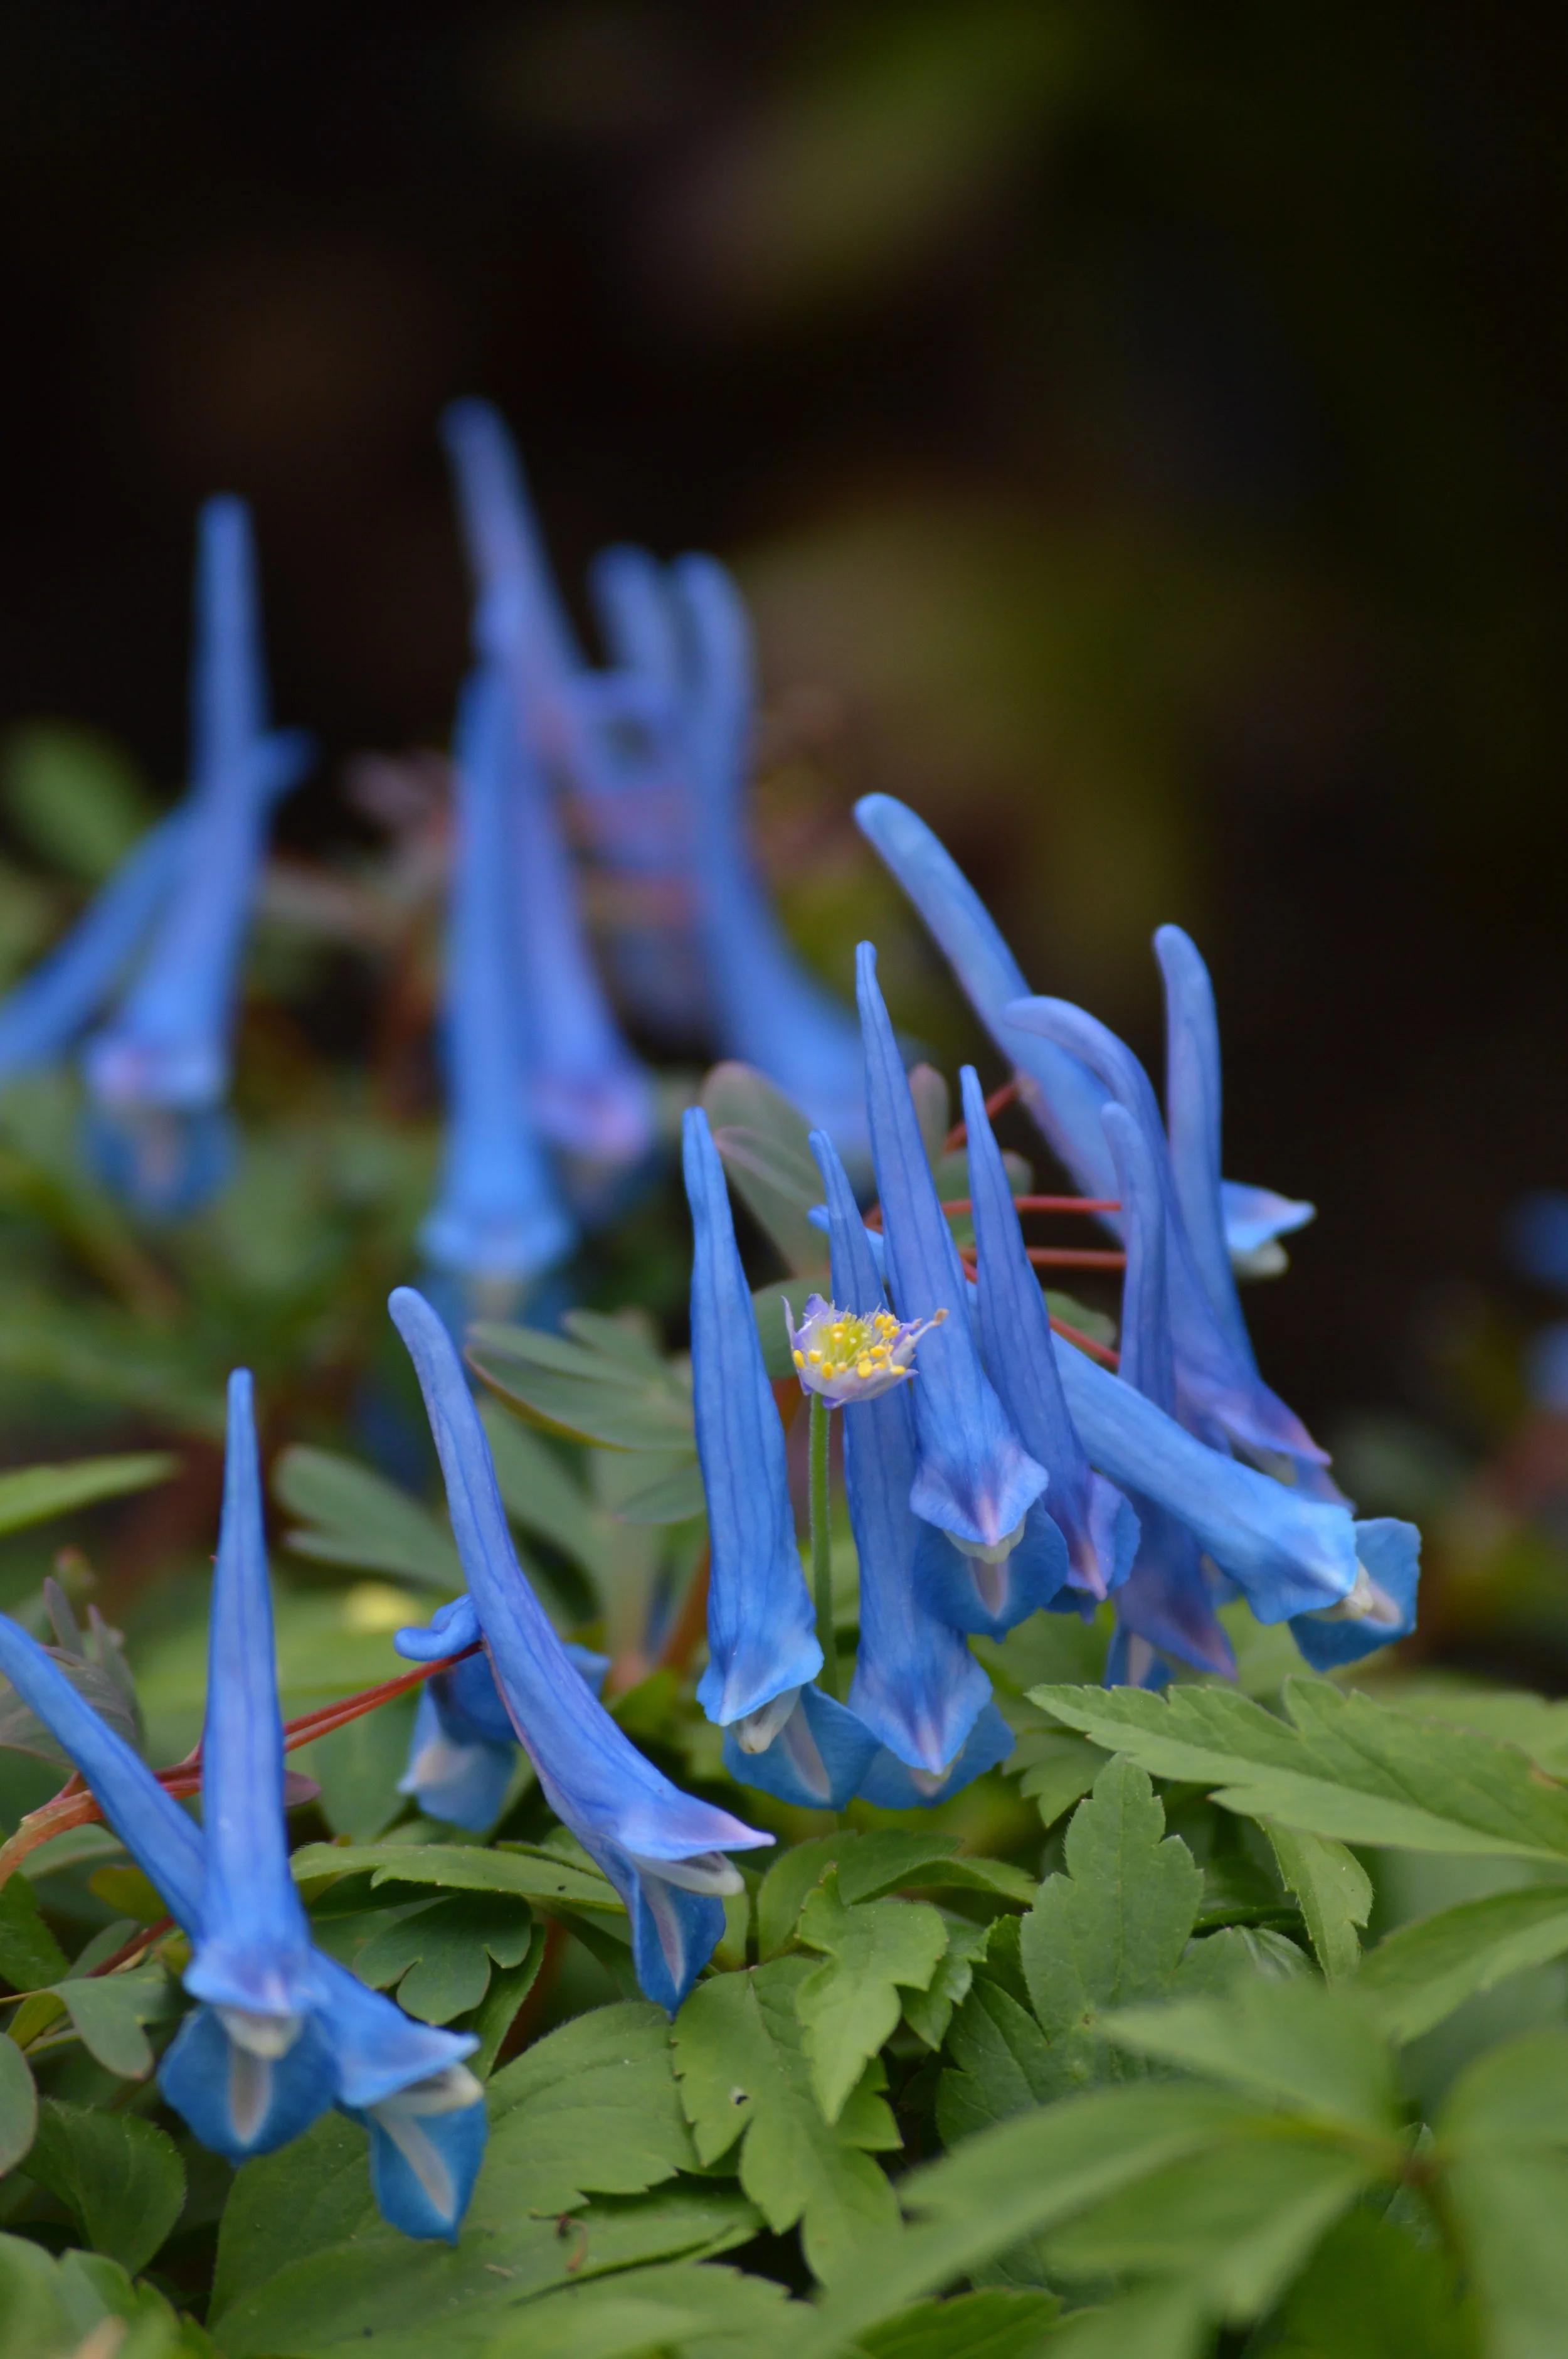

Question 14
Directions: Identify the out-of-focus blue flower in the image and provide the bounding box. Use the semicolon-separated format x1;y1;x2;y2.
960;1064;1138;1609
857;944;1050;1625
1508;1190;1568;1294
0;816;189;1082
813;1127;1005;1800
786;1291;943;1405
81;498;309;1216
396;1594;610;1831
421;669;575;1293
443;402;655;1169
1099;1102;1235;1680
1006;991;1336;1495
683;1107;822;1727
390;1286;771;2012
855;794;1315;1272
0;1373;486;2242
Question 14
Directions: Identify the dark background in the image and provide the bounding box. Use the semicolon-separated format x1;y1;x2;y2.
1;0;1565;1449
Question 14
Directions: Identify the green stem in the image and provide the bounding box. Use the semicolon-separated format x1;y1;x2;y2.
809;1390;839;1701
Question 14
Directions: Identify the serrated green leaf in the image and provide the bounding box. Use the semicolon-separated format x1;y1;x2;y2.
1264;1826;1372;1979
484;2001;698;2212
1033;1677;1568;1861
935;1976;1059;2149
1263;2209;1478;2359
1014;1730;1108;1828
0;2036;36;2175
467;1924;548;2079
755;1832;1030;1961
0;1452;177;1537
1359;1884;1568;2042
26;2099;184;2276
901;1919;990;2051
757;1835;856;1959
672;1957;901;2283
354;1893;534;2022
479;2259;796;2359
0;1874;69;1991
275;1444;462;1589
1017;1757;1201;2094
211;2112;386;2322
702;1062;826;1277
795;1874;947;2120
291;1839;623;1917
50;1964;174;2080
469;1323;694;1452
856;2287;1061;2359
1102;1980;1398;2136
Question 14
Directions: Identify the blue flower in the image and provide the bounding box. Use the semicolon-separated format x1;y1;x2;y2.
857;942;1050;1628
395;1595;610;1833
813;1127;1003;1798
0;1371;487;2242
1098;1102;1236;1679
0;816;188;1083
1005;990;1335;1494
390;1286;773;2012
855;795;1313;1272
443;402;655;1169
960;1064;1139;1613
81;498;309;1215
682;1106;822;1727
421;669;575;1292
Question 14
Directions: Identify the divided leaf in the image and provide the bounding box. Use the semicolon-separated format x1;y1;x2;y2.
795;1874;948;2120
1265;1826;1372;1981
354;1893;536;2023
275;1444;462;1589
26;2099;185;2277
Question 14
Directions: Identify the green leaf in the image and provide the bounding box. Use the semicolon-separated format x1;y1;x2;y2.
0;2036;36;2175
291;1838;624;1918
50;1964;174;2080
3;722;157;880
484;2001;699;2212
1033;1676;1568;1861
0;1451;177;1536
935;1975;1059;2149
1359;1884;1568;2042
795;1873;948;2119
275;1444;462;1589
1264;1826;1372;1980
755;1831;1031;1961
211;2111;386;2321
1263;2209;1478;2359
1042;2282;1209;2359
702;1062;827;1277
672;1957;902;2283
292;1691;417;1843
480;1400;612;1578
0;2230;75;2359
590;1447;706;1526
856;2287;1061;2359
1101;1980;1398;2137
1443;2147;1568;2359
0;1874;70;1990
354;1893;535;2022
1047;2133;1374;2319
467;1924;548;2079
901;1919;991;2051
1017;1757;1202;2094
469;1322;694;1453
1014;1730;1108;1828
26;2099;184;2276
467;2257;797;2359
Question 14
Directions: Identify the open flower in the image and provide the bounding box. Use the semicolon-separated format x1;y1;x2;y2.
785;1293;944;1406
389;1286;773;2011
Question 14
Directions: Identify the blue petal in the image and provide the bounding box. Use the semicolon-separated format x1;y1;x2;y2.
961;1063;1137;1604
184;1370;316;2021
675;558;867;1157
853;795;1117;1205
683;1107;821;1724
0;1614;204;1929
395;1595;482;1662
309;1952;478;2114
814;1128;996;1764
1103;1627;1172;1690
398;1687;515;1832
420;668;575;1286
356;2084;490;2245
856;1701;1015;1809
442;400;584;689
723;1685;881;1811
389;1286;772;2013
1221;1181;1315;1267
625;1882;727;2018
857;943;1046;1552
1508;1191;1568;1294
159;2004;335;2163
1289;1518;1420;1671
1153;926;1255;1361
82;1102;235;1220
0;815;188;1082
912;1513;1070;1643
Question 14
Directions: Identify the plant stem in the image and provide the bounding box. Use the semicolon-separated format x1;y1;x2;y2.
809;1390;838;1701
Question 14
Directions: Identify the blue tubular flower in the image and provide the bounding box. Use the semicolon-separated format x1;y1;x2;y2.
395;1597;610;1831
813;1128;997;1788
1220;1182;1316;1278
674;558;867;1154
682;1106;822;1727
961;1064;1139;1611
857;944;1047;1592
421;669;575;1291
0;816;188;1082
1099;1104;1234;1680
82;498;308;1215
442;405;655;1170
1005;992;1335;1491
389;1286;772;2013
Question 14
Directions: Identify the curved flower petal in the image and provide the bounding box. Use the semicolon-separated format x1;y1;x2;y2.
1289;1517;1420;1671
858;942;1046;1553
722;1685;881;1810
390;1284;771;2014
0;815;188;1082
856;1701;1015;1809
683;1105;822;1724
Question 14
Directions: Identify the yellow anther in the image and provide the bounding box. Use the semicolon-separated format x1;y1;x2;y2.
857;1358;874;1378
792;1350;805;1367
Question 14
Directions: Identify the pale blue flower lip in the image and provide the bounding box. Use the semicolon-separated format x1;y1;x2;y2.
858;940;1047;1552
391;1283;772;2015
1221;1181;1316;1267
683;1106;822;1726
